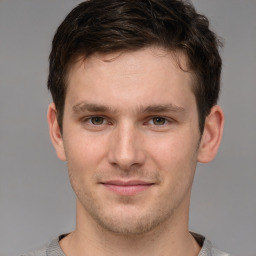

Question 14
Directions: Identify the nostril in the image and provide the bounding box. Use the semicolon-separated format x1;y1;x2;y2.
108;146;146;171
107;124;146;169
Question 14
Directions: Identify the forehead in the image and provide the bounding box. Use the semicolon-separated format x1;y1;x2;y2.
67;47;193;83
65;47;196;110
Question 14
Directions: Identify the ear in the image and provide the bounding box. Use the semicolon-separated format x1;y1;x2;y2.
197;105;224;163
47;103;66;161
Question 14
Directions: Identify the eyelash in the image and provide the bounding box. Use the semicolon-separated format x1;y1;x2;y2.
81;115;173;127
82;116;110;126
147;116;170;126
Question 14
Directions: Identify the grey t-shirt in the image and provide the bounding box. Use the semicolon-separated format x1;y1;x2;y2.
21;233;230;256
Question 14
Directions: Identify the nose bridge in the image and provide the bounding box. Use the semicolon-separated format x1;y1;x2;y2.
108;120;145;169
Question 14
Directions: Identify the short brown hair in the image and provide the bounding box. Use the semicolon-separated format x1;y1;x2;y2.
48;0;223;133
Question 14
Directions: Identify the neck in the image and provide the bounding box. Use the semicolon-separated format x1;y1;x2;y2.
60;197;200;256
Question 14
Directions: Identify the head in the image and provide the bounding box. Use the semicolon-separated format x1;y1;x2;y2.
48;0;222;134
47;0;224;237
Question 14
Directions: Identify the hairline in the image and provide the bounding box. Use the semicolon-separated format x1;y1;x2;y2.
57;46;203;133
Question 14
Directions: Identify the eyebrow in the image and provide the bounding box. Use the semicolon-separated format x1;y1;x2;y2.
72;102;185;114
72;103;115;114
142;104;185;113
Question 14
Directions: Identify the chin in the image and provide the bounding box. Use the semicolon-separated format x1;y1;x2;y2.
90;206;173;236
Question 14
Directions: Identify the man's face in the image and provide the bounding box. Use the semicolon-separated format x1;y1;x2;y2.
56;47;204;235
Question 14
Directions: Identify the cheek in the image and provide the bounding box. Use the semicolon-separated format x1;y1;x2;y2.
64;131;108;167
148;134;196;163
64;137;98;194
147;134;198;184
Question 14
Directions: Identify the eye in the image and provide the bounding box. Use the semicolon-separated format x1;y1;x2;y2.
151;117;168;125
90;116;105;125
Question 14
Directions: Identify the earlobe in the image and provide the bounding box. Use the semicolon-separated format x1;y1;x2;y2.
197;105;224;163
47;103;66;161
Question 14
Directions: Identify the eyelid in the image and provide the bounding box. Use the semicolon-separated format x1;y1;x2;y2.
82;115;110;125
80;115;174;126
145;115;174;126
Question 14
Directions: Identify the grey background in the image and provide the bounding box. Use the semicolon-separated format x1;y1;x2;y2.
0;0;255;255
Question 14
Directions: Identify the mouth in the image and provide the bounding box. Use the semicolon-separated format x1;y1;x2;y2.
100;180;155;196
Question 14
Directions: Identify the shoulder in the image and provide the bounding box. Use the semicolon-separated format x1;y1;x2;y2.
191;232;231;256
203;239;231;256
212;247;231;256
20;247;47;256
20;236;64;256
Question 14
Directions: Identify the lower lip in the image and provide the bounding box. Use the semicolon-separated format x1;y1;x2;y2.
103;184;152;196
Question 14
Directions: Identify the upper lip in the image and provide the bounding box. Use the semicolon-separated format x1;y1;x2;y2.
101;180;154;186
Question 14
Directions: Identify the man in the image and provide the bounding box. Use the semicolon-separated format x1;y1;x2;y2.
23;0;228;255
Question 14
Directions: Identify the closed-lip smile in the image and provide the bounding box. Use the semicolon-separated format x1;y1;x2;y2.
100;180;155;195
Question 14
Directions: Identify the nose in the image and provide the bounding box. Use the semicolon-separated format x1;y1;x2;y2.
107;121;146;170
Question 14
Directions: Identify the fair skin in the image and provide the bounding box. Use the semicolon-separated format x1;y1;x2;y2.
48;47;224;256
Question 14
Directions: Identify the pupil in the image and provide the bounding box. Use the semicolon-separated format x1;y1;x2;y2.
92;117;103;125
153;117;165;125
